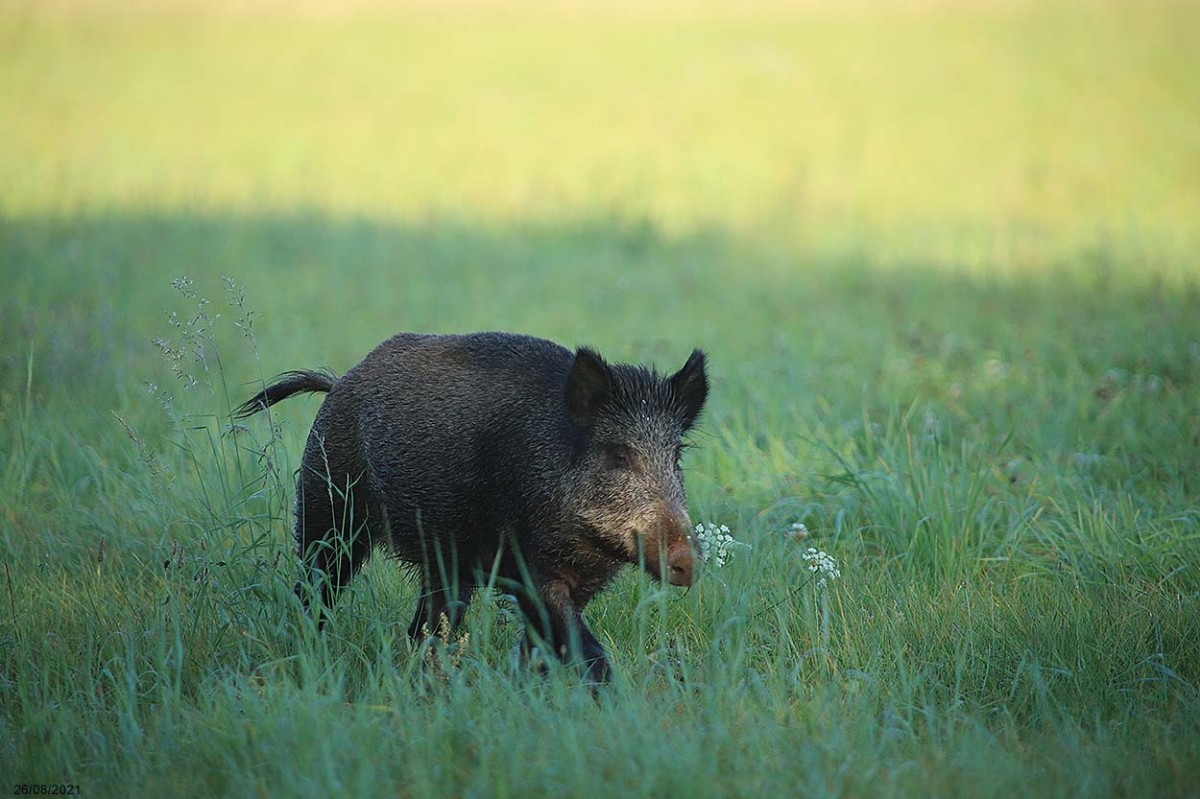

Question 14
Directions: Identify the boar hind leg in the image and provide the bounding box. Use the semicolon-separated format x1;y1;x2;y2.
294;462;380;621
519;581;611;684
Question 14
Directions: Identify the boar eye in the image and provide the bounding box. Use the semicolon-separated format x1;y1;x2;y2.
606;445;634;470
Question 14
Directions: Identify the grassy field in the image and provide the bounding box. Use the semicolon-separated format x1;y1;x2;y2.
2;1;1199;796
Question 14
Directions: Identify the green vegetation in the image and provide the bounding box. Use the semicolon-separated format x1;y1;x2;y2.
2;2;1198;796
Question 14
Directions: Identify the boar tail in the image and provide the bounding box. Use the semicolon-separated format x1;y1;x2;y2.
233;369;338;419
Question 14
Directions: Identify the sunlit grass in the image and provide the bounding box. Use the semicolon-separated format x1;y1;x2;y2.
3;2;1199;257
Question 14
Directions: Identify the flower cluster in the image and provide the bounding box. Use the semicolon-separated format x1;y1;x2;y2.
802;547;841;589
694;522;747;568
786;522;809;541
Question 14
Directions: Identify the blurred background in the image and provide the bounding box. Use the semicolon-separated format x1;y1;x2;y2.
6;0;1199;235
8;1;1200;235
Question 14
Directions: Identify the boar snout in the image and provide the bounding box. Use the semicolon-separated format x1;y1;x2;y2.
640;507;698;587
667;540;695;587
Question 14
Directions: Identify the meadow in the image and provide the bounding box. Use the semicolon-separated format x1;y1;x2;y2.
2;1;1199;796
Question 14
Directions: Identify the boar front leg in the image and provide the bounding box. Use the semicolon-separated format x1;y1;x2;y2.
519;579;611;684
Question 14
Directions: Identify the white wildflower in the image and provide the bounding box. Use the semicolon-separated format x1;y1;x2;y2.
786;522;809;541
802;547;840;589
694;522;748;568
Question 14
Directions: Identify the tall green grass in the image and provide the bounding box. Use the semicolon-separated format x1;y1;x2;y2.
2;2;1199;797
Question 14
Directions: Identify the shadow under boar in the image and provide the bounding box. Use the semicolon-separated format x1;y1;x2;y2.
235;332;708;682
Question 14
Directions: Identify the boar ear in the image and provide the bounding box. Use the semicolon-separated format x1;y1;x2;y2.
670;348;708;431
566;347;612;428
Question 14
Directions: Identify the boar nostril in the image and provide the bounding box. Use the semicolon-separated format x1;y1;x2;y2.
669;561;693;587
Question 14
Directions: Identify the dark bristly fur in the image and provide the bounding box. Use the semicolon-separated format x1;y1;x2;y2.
237;332;708;683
